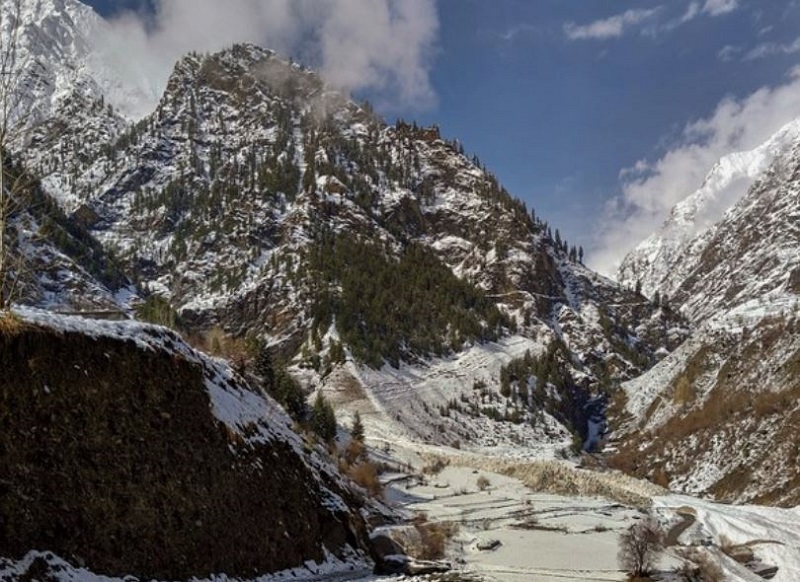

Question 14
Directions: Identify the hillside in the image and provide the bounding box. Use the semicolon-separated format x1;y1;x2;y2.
612;119;800;505
618;116;800;311
0;309;375;579
2;0;692;482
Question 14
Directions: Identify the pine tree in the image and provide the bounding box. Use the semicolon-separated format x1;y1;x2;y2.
351;411;365;442
313;393;337;443
254;343;275;387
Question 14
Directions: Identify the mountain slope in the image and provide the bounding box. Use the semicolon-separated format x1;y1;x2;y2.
5;0;687;455
611;122;800;505
32;43;686;448
618;117;800;306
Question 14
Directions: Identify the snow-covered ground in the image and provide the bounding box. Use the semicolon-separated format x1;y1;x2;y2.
653;495;800;582
385;462;640;582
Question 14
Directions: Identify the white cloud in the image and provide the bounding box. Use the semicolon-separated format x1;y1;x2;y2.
717;44;742;61
588;69;800;277
564;8;660;41
98;0;439;115
744;37;800;60
564;0;740;42
702;0;740;16
681;2;702;23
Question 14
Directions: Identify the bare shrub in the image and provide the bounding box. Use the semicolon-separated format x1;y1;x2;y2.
422;457;449;475
343;439;367;465
411;515;459;560
618;515;664;578
347;461;383;497
675;548;724;582
476;475;491;491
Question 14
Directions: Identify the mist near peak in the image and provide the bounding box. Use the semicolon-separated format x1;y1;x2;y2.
94;0;438;119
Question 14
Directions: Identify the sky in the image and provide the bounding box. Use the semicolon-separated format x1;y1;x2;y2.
85;0;800;277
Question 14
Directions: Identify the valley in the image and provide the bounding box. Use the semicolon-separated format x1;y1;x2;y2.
1;1;800;581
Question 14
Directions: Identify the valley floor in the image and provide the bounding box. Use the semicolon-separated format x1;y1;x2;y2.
5;441;800;582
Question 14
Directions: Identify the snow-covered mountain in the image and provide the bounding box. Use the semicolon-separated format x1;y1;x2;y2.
618;117;800;308
611;117;800;505
58;43;689;447
8;1;687;455
5;0;156;126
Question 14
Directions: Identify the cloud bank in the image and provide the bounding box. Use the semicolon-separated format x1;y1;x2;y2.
96;0;439;117
588;68;800;277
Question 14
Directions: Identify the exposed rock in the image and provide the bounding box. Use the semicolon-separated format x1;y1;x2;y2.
476;539;502;551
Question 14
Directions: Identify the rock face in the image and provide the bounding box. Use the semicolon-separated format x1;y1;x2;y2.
0;310;371;579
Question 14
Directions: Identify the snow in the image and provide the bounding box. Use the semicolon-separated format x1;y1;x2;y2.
0;549;376;582
654;495;800;582
333;335;574;459
619;115;800;301
8;304;800;582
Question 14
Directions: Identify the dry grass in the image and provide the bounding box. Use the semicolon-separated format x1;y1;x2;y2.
439;454;663;508
422;457;449;475
672;376;695;406
411;513;459;560
0;310;26;336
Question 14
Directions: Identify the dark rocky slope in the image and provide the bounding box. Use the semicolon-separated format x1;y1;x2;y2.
0;313;372;579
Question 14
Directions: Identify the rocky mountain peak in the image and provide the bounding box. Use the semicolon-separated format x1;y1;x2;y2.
618;116;800;304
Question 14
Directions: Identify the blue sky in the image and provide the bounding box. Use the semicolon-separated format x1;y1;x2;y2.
86;0;800;274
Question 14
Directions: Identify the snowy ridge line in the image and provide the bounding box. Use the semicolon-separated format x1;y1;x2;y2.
619;115;800;301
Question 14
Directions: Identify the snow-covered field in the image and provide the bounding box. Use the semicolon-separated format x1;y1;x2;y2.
385;462;639;582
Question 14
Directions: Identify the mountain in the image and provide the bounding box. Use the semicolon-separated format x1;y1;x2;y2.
618;117;800;308
0;155;131;310
40;42;686;447
8;1;686;460
611;119;800;505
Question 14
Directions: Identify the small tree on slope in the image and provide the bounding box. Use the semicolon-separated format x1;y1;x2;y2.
351;410;364;442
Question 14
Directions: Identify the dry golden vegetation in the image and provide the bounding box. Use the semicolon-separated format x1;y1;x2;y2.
428;453;663;508
410;513;460;560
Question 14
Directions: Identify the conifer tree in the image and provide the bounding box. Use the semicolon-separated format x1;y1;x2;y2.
313;393;337;443
351;410;365;442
